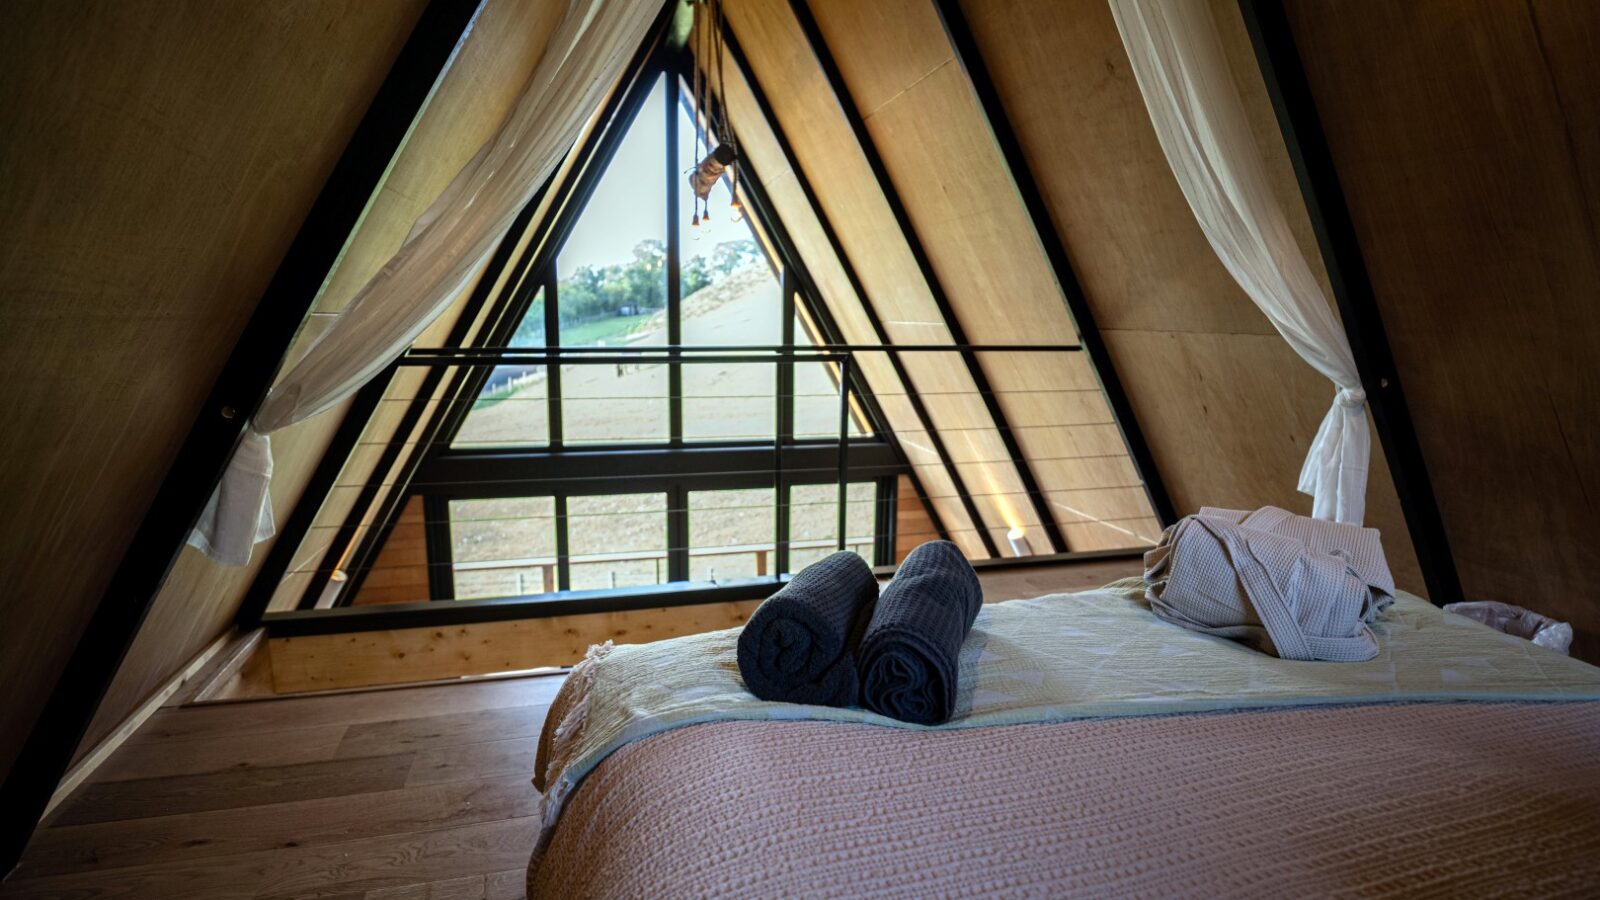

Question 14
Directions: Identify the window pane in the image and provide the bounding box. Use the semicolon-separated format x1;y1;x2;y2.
450;497;556;599
568;493;668;591
679;88;782;442
689;488;776;582
794;312;869;439
560;74;669;445
452;290;548;448
788;482;877;572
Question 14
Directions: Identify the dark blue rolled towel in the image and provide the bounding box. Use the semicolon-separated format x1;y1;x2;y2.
858;541;982;725
737;551;879;706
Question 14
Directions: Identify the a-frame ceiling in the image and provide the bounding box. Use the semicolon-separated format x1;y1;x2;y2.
6;0;1600;870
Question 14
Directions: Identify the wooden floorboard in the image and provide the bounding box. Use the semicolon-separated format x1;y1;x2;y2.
56;754;417;827
336;708;546;759
16;778;538;880
2;561;1137;898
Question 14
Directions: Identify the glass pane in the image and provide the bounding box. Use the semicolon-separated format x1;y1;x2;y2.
788;482;877;572
452;289;548;448
689;488;776;583
794;311;869;439
449;497;557;599
560;74;669;445
568;493;668;591
679;89;782;442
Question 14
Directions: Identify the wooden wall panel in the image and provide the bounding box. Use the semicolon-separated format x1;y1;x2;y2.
725;0;1061;556
268;600;763;692
713;44;990;557
807;0;1160;551
958;0;1422;589
351;496;431;605
0;0;427;784
61;0;567;763
1285;0;1600;659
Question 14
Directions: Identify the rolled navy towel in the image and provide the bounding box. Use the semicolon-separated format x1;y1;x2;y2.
858;540;982;725
737;551;879;706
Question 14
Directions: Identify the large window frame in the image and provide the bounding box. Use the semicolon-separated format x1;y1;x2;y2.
334;51;906;607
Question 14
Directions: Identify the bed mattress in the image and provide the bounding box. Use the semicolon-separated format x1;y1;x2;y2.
530;702;1600;897
527;582;1600;897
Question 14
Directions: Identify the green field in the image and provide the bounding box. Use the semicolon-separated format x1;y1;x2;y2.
558;312;656;347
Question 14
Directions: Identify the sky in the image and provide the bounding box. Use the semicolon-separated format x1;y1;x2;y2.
558;75;754;275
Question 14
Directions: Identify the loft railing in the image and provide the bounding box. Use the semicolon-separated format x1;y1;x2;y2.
259;341;1161;637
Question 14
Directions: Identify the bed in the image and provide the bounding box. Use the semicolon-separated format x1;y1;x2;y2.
527;580;1600;897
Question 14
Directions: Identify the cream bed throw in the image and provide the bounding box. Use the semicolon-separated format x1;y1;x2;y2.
533;580;1600;856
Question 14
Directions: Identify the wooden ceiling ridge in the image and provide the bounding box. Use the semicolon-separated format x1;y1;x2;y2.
784;0;1071;554
0;0;486;876
719;21;1002;557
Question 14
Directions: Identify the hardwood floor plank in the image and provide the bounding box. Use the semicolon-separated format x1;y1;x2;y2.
15;777;537;880
364;874;487;899
0;818;539;900
336;708;545;760
405;738;540;789
484;870;525;900
54;754;415;826
140;677;563;744
93;724;350;782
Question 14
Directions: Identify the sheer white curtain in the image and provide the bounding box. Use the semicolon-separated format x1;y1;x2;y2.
1108;0;1369;524
189;0;660;565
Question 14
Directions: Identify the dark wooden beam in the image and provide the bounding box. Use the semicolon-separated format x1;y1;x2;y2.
0;0;484;875
785;0;1067;553
930;0;1177;529
1237;0;1462;605
721;24;1000;557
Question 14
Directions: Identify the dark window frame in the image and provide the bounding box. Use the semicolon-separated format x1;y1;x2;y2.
392;55;901;603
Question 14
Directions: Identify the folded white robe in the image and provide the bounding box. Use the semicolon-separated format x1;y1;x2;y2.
1144;507;1394;661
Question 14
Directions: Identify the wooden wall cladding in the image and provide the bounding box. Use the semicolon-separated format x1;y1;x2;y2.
710;40;990;557
956;0;1423;589
895;474;939;561
1283;0;1600;659
267;600;763;692
803;0;1161;551
725;0;1080;557
351;496;431;606
0;0;426;783
52;0;568;765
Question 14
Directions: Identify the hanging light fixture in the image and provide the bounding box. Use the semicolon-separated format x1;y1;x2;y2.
688;0;738;227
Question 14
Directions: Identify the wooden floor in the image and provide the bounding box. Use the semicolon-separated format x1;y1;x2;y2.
1;558;1139;899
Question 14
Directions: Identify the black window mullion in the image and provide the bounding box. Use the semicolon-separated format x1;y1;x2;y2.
874;476;896;566
555;493;571;592
667;483;689;583
424;494;456;601
545;265;562;449
776;481;792;575
666;70;683;446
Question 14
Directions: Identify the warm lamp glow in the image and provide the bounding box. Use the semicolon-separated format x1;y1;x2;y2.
1007;527;1033;557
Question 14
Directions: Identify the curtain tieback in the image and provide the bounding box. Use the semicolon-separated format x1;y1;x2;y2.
1336;386;1366;410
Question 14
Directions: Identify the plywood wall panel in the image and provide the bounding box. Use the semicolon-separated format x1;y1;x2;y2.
62;0;567;762
1284;0;1600;658
727;0;1161;553
0;0;430;783
957;0;1423;588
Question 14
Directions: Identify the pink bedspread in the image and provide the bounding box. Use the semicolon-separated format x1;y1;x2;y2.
530;702;1600;897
